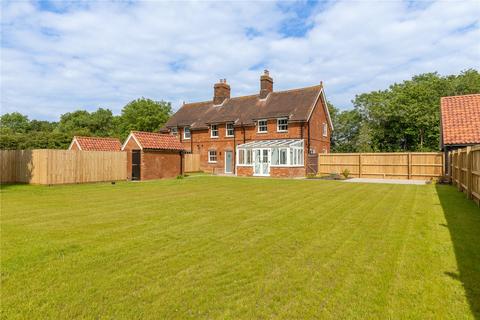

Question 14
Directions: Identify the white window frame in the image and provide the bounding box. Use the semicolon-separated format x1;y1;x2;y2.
171;127;178;136
323;123;328;137
257;119;268;133
226;123;234;137
208;150;217;163
183;127;191;140
210;124;219;138
236;148;253;166
277;118;288;132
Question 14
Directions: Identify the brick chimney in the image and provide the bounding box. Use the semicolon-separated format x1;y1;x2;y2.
259;70;273;99
213;79;230;105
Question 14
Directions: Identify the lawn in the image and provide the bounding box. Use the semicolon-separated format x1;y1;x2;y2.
1;176;479;319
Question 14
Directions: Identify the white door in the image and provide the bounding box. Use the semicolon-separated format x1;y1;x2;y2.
253;149;270;176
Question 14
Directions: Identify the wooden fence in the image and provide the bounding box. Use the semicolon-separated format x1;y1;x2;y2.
1;150;127;185
318;152;444;180
184;153;200;172
450;145;480;205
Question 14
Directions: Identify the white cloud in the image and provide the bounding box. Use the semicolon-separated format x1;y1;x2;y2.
1;0;479;120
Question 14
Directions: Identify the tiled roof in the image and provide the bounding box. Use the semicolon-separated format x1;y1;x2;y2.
440;94;480;145
165;84;332;130
131;131;185;151
73;136;122;151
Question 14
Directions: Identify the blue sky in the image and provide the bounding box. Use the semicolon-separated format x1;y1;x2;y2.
1;0;479;120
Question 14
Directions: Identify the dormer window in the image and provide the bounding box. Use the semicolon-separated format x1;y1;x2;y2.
257;120;268;133
171;127;178;136
211;124;219;138
277;118;288;132
226;123;234;137
183;127;191;140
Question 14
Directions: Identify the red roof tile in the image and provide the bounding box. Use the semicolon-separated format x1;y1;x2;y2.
73;136;122;151
131;131;185;151
441;94;480;145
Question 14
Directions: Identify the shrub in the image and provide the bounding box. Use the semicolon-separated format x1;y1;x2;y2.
176;175;184;179
341;169;350;179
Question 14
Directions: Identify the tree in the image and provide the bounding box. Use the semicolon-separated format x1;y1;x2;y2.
0;112;30;133
119;98;172;137
352;69;480;152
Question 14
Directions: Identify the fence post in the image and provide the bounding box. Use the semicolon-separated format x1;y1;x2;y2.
466;146;472;200
408;153;412;180
358;153;362;178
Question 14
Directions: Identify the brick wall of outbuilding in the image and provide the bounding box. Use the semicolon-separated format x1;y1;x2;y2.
141;150;182;180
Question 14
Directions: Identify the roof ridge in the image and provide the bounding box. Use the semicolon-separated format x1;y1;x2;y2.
441;93;480;100
182;83;323;106
75;136;120;140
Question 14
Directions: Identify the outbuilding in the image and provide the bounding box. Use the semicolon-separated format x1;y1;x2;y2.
122;131;185;180
440;94;480;173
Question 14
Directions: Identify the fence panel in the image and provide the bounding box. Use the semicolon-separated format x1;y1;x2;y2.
184;153;200;172
318;152;444;180
0;150;127;185
450;145;480;205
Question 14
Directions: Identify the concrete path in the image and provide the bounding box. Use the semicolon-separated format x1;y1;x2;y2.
344;178;428;185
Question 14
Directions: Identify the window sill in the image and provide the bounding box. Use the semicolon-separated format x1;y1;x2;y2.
236;164;253;167
208;161;217;164
277;130;288;133
225;135;234;138
257;131;268;134
183;138;191;140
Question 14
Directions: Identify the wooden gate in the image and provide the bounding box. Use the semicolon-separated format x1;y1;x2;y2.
306;153;318;175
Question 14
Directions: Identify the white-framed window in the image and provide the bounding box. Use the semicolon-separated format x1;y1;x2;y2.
257;119;268;133
183;127;191;140
323;123;328;137
171;127;178;136
237;149;253;166
277;118;288;132
211;124;219;138
208;150;217;163
226;123;234;137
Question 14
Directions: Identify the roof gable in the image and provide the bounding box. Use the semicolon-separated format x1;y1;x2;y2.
165;84;330;129
441;94;480;145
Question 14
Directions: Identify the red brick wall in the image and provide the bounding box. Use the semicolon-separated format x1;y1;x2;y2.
307;92;331;154
237;166;253;176
141;150;182;180
69;141;80;150
270;167;306;177
122;136;141;180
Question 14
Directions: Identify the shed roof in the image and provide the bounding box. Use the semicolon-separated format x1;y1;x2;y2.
440;94;480;146
70;136;122;151
122;131;185;151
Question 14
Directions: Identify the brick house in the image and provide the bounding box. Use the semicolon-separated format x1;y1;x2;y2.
163;71;333;177
68;136;122;151
440;94;480;173
122;131;185;180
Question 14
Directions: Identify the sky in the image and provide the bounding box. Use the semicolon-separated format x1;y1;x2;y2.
1;0;479;121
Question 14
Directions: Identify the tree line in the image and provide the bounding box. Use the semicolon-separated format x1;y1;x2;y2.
0;98;172;150
328;69;480;152
1;69;479;151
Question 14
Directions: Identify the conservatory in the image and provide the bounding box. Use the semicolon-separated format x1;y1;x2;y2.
236;139;304;176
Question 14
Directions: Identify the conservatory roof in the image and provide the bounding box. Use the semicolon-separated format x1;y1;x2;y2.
237;139;304;149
